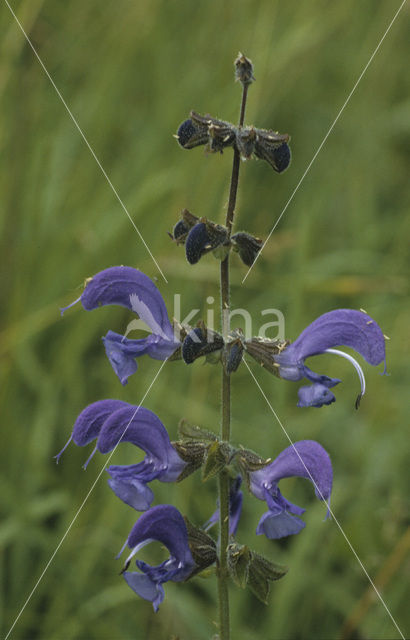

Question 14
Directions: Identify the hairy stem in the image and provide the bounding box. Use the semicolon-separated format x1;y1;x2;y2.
217;81;248;640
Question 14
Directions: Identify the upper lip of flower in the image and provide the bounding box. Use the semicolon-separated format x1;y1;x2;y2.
249;440;333;539
119;504;196;611
273;309;387;408
61;266;180;385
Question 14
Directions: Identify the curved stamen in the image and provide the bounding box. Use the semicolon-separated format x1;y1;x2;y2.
82;444;98;470
324;348;366;406
123;537;155;569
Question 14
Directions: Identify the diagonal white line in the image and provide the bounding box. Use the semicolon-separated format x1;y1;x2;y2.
4;0;168;284
242;0;407;283
243;358;405;640
4;358;169;640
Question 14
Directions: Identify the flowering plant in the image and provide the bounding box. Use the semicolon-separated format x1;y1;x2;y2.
58;53;388;639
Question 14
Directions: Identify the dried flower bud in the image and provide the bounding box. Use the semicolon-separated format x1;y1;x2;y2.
182;208;200;227
235;126;291;172
185;223;211;264
171;219;190;243
225;340;244;374
176;118;209;149
235;126;257;159
177;112;236;154
234;52;255;86
185;221;229;265
254;130;291;173
231;232;263;267
191;112;236;154
169;209;199;244
182;325;224;364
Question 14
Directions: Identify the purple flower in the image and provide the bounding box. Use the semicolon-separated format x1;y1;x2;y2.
274;309;386;407
250;440;332;539
204;476;243;536
62;266;180;385
55;400;186;511
119;505;196;611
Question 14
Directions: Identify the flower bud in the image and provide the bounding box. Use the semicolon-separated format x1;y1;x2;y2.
225;340;244;374
182;325;224;364
236;127;257;160
234;52;255;86
176;118;209;149
254;131;291;173
169;209;199;245
231;232;263;267
185;221;229;265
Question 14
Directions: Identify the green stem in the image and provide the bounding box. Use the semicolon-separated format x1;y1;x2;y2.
217;81;248;640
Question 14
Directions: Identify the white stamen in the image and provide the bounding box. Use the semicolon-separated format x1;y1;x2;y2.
324;348;366;397
124;537;155;566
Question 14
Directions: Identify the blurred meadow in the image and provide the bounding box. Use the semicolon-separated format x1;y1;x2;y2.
1;0;409;638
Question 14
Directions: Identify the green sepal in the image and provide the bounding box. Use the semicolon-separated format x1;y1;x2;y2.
172;440;207;482
233;447;271;490
184;517;217;579
227;542;288;603
205;350;222;365
178;419;218;443
244;336;289;377
248;551;288;604
227;542;252;589
236;448;271;471
195;567;216;579
212;244;231;261
202;441;232;481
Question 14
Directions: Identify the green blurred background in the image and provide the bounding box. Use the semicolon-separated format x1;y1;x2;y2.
1;1;409;638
